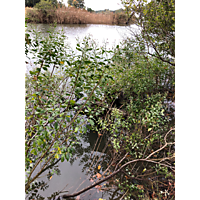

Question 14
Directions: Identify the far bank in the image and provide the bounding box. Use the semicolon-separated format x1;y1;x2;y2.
25;6;134;25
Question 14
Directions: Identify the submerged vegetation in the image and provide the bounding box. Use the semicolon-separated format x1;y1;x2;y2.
25;0;175;199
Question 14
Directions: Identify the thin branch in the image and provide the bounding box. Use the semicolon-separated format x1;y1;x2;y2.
147;51;175;66
114;152;129;171
120;189;129;200
145;128;175;160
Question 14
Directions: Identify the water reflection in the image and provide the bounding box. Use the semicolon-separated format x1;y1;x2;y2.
26;23;130;75
26;128;123;200
26;23;131;49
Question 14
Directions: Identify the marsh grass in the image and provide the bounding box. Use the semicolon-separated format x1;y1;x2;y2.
25;6;130;25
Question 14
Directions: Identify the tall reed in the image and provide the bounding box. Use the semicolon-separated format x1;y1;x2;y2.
25;6;131;25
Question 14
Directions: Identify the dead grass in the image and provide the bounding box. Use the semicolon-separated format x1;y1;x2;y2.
25;6;131;25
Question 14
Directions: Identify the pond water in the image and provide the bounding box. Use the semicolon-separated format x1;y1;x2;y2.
26;23;133;49
34;130;119;200
25;23;134;74
26;23;131;200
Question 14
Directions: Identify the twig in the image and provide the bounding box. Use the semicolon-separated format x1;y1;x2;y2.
120;189;129;200
114;152;129;171
145;128;175;160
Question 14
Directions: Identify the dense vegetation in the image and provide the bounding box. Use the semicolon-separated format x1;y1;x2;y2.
68;0;85;8
25;0;175;199
25;0;63;8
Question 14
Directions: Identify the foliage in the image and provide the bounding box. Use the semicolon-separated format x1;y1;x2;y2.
122;0;175;66
25;0;40;7
34;0;55;11
68;0;85;9
25;0;63;8
25;26;113;194
87;0;176;198
87;7;94;13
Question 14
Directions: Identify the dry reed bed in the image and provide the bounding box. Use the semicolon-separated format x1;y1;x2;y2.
25;7;129;25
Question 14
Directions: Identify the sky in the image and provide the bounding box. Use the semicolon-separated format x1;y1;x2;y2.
62;0;123;11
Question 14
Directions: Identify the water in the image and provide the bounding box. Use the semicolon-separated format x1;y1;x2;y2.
26;23;132;49
25;23;133;74
26;128;122;200
35;130;113;200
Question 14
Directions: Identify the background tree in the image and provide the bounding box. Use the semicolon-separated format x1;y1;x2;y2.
25;0;40;7
68;0;84;8
26;0;64;8
87;7;94;13
122;0;175;66
34;0;55;11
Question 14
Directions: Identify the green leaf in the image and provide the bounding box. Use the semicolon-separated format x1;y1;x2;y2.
55;154;59;159
88;119;94;126
36;67;41;72
76;47;82;51
86;48;92;51
31;149;37;156
29;71;37;75
70;100;76;106
83;126;87;133
61;154;65;162
65;153;70;161
98;62;105;65
75;127;79;133
49;118;54;123
54;122;58;130
84;60;91;65
66;60;71;66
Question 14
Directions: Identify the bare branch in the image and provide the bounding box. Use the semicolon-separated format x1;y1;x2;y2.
147;51;175;66
61;127;175;198
62;159;174;198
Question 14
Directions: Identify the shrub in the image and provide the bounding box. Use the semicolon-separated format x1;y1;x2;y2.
25;26;115;194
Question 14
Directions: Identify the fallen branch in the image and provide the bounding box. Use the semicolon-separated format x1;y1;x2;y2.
62;158;174;198
62;129;175;198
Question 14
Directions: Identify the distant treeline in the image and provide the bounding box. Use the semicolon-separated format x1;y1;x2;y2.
94;8;124;14
25;0;64;8
25;6;134;25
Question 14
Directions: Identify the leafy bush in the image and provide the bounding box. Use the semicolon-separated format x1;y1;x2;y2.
25;26;113;193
